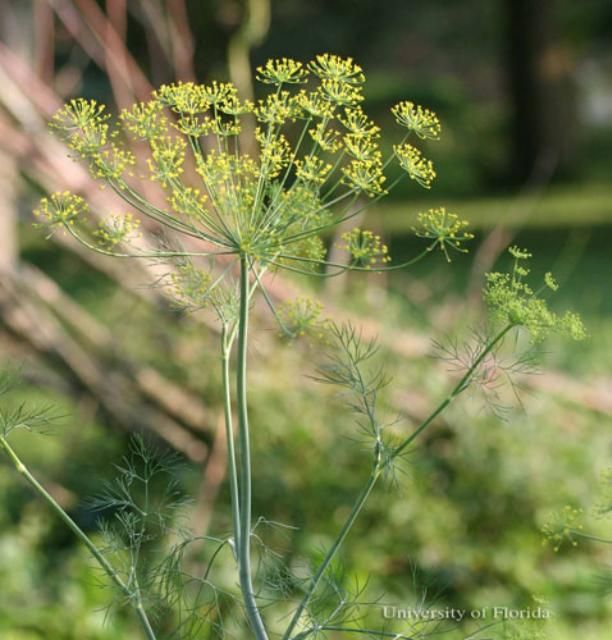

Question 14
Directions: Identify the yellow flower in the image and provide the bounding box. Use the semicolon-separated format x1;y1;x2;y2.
320;79;363;107
343;134;381;162
34;191;88;231
338;106;380;138
414;208;473;261
90;144;135;181
308;54;365;85
94;213;141;248
294;89;336;119
394;143;436;189
309;123;341;153
341;159;386;197
277;297;327;339
295;156;332;185
255;91;295;125
120;100;168;140
256;58;309;85
391;101;441;140
256;129;292;178
485;247;587;342
169;187;209;219
156;81;210;115
147;136;186;186
217;95;254;116
338;228;391;267
51;98;110;156
173;114;215;138
201;81;238;106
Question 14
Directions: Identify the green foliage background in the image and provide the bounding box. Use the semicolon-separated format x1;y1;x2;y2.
1;0;612;638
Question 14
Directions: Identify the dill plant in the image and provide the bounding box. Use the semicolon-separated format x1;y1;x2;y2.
16;54;586;639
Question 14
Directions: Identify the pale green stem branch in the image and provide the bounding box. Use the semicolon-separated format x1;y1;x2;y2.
221;325;242;556
65;225;232;260
236;255;269;639
284;324;515;639
283;455;381;640
573;531;612;545
0;436;157;640
392;323;514;460
274;247;432;274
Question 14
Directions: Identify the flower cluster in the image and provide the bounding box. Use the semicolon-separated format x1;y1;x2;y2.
542;506;583;552
339;106;380;138
94;213;141;248
38;54;450;321
170;261;212;310
295;156;332;185
339;228;391;268
256;58;309;86
308;54;365;85
414;207;474;261
51;98;111;154
120;100;168;140
393;143;436;189
278;298;328;339
34;191;87;234
147;136;187;186
157;81;210;114
392;101;441;140
484;247;587;342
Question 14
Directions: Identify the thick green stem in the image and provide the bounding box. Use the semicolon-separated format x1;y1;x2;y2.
236;255;269;639
222;326;242;555
0;436;157;640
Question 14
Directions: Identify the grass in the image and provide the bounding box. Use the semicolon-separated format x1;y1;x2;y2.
372;181;612;231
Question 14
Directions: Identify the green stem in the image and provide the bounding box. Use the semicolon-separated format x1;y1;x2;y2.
391;323;514;461
573;530;612;545
298;626;415;639
134;599;157;640
273;247;432;274
0;436;157;640
222;326;242;555
284;325;515;639
283;455;382;640
236;255;269;640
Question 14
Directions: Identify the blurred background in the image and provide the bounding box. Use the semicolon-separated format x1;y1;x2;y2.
0;1;611;638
